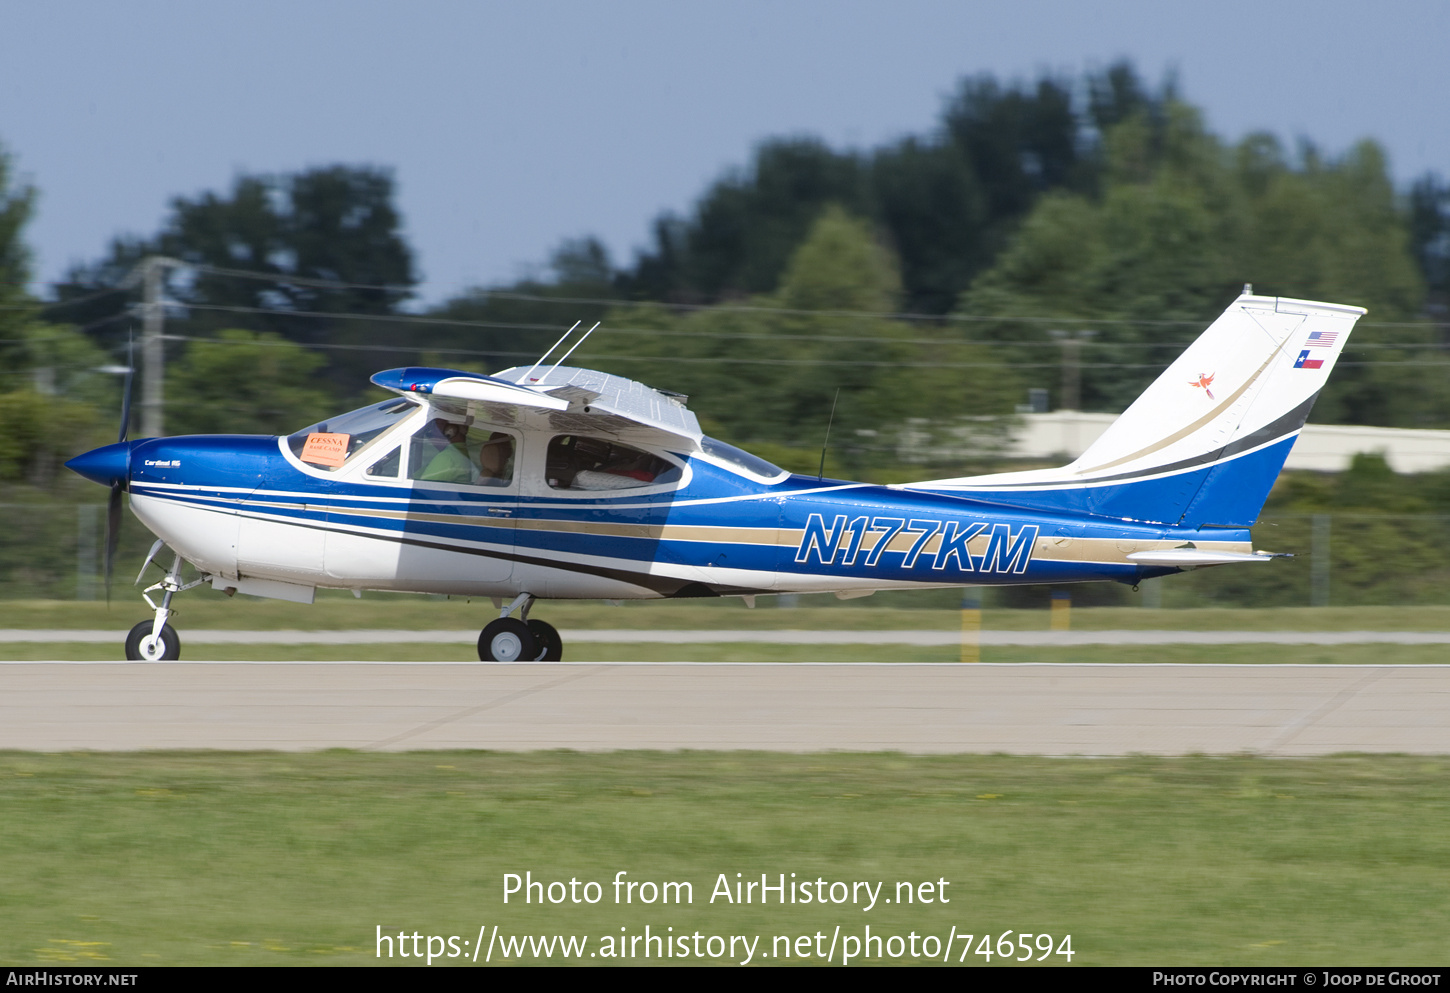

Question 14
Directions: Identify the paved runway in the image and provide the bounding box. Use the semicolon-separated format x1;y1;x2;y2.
3;662;1447;755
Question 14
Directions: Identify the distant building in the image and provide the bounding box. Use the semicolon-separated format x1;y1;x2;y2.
1007;411;1450;473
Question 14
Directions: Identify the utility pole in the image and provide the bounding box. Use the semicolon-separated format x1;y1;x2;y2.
1050;329;1097;456
1049;329;1097;411
125;256;182;438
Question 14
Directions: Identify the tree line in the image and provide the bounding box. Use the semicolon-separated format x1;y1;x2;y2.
4;60;1450;496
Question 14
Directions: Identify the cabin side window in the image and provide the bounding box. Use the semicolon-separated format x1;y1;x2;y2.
366;448;401;478
407;419;516;487
545;436;679;490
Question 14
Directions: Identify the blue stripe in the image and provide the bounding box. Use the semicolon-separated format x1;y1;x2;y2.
122;433;1259;589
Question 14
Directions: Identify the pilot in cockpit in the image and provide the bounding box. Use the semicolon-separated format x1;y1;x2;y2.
418;420;515;487
419;419;475;484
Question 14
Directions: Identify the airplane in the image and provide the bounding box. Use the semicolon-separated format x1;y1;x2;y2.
65;289;1365;662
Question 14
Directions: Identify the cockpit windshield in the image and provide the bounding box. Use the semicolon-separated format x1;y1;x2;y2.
287;397;419;470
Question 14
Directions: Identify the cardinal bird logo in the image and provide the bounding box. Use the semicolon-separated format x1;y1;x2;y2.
1190;372;1215;399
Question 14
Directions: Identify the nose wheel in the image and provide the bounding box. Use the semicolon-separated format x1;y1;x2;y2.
125;621;181;661
478;593;564;661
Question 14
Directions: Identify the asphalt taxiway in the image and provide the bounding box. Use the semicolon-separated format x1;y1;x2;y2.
2;661;1447;755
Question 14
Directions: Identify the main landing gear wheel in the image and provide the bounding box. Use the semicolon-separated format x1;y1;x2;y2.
478;618;537;662
527;619;563;661
125;621;181;661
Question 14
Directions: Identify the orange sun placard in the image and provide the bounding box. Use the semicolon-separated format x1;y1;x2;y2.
299;432;350;467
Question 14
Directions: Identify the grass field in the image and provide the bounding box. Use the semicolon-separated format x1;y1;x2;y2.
2;751;1448;967
5;597;1447;662
2;595;1450;632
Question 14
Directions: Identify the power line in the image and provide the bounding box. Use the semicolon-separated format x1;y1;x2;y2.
11;288;1446;352
154;332;1449;371
155;333;1076;368
39;259;1450;329
43;285;130;311
0;285;128;312
186;262;412;295
160;302;1450;351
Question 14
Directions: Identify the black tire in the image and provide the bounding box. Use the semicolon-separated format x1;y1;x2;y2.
478;618;537;662
527;619;563;661
125;620;181;661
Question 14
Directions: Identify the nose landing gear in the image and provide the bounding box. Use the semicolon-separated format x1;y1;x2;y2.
124;546;207;661
478;593;563;661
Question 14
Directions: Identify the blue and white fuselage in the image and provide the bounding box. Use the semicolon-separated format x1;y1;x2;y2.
112;429;1239;604
66;292;1365;657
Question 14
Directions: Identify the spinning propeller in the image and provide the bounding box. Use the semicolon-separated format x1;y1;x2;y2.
104;339;135;601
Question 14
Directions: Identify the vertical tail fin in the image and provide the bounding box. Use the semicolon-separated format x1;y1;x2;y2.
910;292;1365;527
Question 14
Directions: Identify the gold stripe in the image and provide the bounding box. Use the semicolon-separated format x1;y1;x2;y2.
247;502;1253;565
514;518;658;539
1074;330;1292;475
254;500;514;530
1034;536;1251;564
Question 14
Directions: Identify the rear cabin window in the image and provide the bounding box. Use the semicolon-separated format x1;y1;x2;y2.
699;435;786;480
545;436;679;490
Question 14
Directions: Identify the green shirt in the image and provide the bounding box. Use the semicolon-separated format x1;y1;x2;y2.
419;443;475;484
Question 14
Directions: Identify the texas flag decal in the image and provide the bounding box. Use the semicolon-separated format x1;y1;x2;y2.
1293;349;1324;370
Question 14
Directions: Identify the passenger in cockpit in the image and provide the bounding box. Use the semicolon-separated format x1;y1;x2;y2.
476;432;514;485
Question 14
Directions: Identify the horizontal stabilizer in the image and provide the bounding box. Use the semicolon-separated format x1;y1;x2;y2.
1125;548;1273;567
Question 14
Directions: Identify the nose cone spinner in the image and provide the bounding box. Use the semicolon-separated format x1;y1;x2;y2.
66;442;131;488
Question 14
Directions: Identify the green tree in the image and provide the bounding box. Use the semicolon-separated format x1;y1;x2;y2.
960;105;1434;424
1408;173;1450;314
620;62;1169;314
0;146;35;327
0;143;113;485
166;329;335;436
61;166;415;321
419;237;622;375
590;207;1017;479
54;166;415;396
625;138;867;304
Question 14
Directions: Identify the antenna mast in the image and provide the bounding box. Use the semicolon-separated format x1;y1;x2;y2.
539;321;601;383
520;321;581;383
817;388;840;480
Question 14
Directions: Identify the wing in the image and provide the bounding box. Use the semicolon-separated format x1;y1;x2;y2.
370;365;703;452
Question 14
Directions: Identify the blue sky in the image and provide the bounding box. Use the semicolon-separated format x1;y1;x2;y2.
2;0;1446;306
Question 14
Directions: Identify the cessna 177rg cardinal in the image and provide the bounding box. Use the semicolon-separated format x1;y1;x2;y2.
65;290;1364;661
